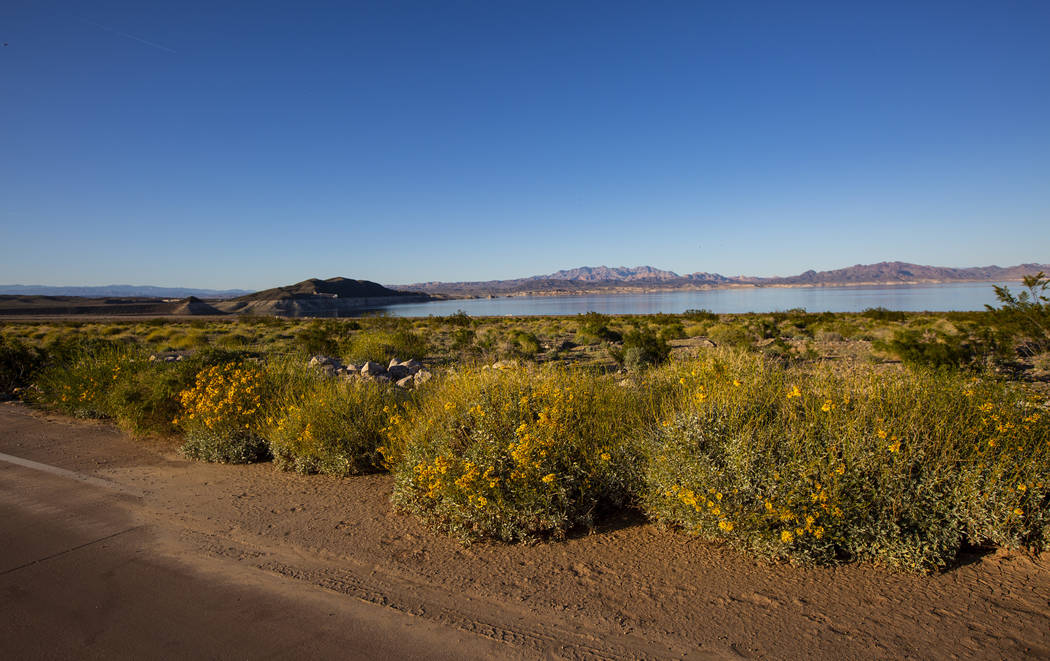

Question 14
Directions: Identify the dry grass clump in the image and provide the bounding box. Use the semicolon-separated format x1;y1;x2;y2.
382;366;646;542
641;348;1050;571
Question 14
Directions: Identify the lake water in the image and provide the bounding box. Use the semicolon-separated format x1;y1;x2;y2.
370;281;1023;317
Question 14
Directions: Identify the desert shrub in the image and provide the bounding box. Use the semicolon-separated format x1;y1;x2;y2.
382;367;645;542
216;332;250;349
345;329;429;363
683;323;709;338
875;329;987;369
105;358;198;435
175;362;272;463
31;341;133;418
105;349;250;436
294;319;347;357
658;322;687;342
0;336;45;397
450;327;476;353
621;327;671;370
440;310;474;327
505;330;541;358
168;330;212;350
862;307;908;323
746;317;779;340
683;309;719;323
144;328;175;344
640;348;1050;571
987;273;1050;354
607;327;672;370
267;374;399;475
706;323;753;349
576;312;622;344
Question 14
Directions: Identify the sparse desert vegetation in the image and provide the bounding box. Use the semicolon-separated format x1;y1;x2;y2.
2;278;1049;572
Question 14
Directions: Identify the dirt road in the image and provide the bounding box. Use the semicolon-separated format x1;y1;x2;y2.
1;402;1048;659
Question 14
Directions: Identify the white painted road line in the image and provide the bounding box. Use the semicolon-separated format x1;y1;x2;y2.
0;451;144;498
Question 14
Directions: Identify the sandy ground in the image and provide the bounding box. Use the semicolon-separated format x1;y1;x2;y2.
1;402;1048;660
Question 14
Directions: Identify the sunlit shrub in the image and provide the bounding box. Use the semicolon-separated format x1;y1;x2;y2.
267;374;400;475
31;341;132;419
640;348;1050;571
611;327;671;370
382;366;647;542
576;312;622;344
175;362;271;463
344;329;429;363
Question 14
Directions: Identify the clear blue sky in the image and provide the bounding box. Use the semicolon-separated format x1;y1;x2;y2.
2;1;1048;289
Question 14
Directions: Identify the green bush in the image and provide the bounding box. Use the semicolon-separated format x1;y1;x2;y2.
506;330;541;359
683;309;719;323
706;323;753;349
382;367;644;542
450;327;476;352
440;310;474;327
875;329;987;369
106;349;251;436
345;329;429;363
987;272;1050;354
267;374;399;475
31;341;132;419
0;336;45;397
658;322;686;342
862;307;908;323
640;348;1050;571
576;312;622;344
619;327;671;370
294;319;347;356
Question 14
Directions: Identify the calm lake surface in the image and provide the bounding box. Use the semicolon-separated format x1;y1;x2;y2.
374;281;1023;317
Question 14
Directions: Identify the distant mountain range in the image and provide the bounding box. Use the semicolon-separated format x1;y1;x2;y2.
400;262;1049;297
2;262;1046;313
0;284;252;298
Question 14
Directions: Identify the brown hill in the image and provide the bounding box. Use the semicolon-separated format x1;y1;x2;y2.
237;277;415;301
170;296;224;315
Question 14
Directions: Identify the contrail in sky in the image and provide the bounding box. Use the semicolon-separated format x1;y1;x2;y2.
75;15;176;53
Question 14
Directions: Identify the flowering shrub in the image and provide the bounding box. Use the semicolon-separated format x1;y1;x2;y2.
641;348;1050;571
175;362;271;463
382;366;643;542
267;374;399;475
31;342;134;419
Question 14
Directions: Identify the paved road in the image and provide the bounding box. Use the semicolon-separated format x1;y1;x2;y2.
0;457;516;660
